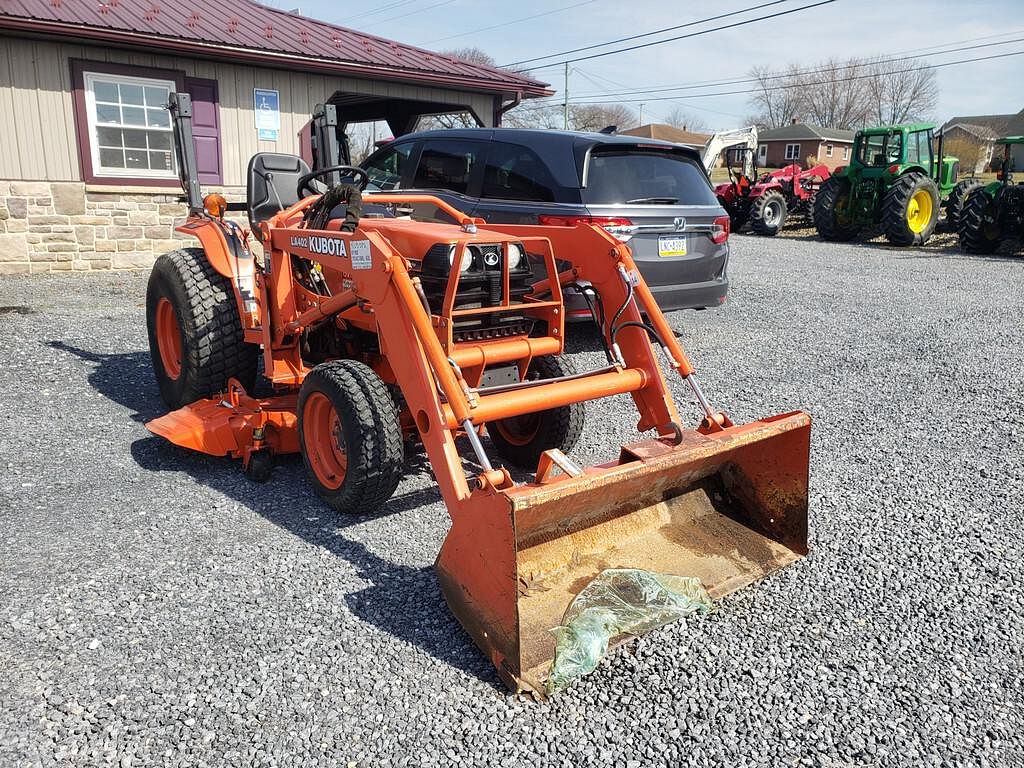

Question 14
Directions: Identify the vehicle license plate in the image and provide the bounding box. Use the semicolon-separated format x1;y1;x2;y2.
658;236;687;257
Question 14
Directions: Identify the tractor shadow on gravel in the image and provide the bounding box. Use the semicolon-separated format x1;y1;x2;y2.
50;340;507;690
48;341;167;422
129;436;506;690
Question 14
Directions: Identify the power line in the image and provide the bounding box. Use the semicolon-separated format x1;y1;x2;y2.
565;34;1024;100
345;0;420;23
502;0;793;68
360;0;457;27
502;0;835;69
569;48;1024;105
424;0;600;44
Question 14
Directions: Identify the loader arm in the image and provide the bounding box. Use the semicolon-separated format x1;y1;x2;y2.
702;126;759;177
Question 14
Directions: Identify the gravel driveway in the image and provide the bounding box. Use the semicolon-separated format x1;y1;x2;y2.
1;235;1021;767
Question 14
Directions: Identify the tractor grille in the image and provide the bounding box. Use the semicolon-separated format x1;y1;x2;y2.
418;243;533;311
416;242;537;340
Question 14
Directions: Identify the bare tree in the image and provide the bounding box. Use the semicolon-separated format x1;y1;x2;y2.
662;107;708;132
748;64;803;128
865;57;938;125
796;57;871;130
747;56;939;130
569;103;637;132
502;101;563;129
441;47;498;68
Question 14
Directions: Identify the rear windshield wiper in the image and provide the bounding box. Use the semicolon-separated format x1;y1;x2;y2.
626;197;679;204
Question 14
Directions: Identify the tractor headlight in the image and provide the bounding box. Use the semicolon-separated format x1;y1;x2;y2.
507;242;524;270
447;244;473;273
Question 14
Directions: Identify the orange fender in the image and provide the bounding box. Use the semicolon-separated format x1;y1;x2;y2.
174;217;261;331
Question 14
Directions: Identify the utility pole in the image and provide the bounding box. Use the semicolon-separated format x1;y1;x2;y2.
563;62;569;130
638;103;644;125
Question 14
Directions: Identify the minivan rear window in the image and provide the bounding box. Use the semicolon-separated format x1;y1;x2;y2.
583;149;717;206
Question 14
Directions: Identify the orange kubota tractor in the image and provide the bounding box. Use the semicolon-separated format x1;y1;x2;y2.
146;94;812;696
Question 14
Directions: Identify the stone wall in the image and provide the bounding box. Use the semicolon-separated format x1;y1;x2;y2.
0;181;245;275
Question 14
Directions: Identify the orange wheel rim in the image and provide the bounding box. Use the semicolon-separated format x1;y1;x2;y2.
494;413;541;447
303;392;347;490
155;297;183;380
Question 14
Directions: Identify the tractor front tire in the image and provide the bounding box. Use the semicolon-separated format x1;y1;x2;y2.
487;355;585;471
297;360;404;514
146;248;259;410
749;191;788;236
958;189;1002;254
813;176;860;241
944;179;982;232
882;172;940;246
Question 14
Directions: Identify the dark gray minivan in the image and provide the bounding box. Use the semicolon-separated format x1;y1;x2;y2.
359;128;730;318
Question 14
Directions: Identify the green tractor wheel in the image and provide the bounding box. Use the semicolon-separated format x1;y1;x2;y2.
882;172;940;246
813;176;860;241
944;179;982;232
958;188;1003;254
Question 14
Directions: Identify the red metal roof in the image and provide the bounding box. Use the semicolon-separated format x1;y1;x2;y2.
0;0;550;97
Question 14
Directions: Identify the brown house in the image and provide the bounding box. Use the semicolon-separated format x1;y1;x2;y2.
0;1;549;274
942;109;1024;172
757;124;855;170
619;123;711;148
938;123;999;174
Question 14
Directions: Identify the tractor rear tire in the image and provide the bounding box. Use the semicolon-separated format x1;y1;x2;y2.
958;188;1003;254
882;172;940;246
749;191;788;236
487;355;585;471
813;176;860;241
297;360;404;514
146;248;259;410
944;179;982;232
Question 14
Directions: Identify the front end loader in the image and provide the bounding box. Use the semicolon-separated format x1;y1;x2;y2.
145;93;812;696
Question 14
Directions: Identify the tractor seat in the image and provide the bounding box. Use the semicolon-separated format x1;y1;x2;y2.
246;153;312;235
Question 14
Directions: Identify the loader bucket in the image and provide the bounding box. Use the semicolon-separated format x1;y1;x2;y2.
435;411;811;696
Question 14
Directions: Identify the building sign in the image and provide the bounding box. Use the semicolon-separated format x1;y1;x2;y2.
254;88;280;141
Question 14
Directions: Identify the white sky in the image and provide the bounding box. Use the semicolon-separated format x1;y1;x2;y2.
290;0;1024;131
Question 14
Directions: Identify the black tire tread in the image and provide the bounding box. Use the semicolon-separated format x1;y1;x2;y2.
813;175;859;241
749;190;787;236
146;247;258;409
881;172;939;246
958;188;1002;254
297;360;404;514
944;179;981;231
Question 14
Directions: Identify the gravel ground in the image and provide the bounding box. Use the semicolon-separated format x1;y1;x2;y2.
1;235;1022;767
752;213;1022;258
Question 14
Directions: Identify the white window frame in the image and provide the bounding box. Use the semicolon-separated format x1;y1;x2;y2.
84;71;177;180
757;144;767;165
843;146;850;160
784;143;801;161
825;143;834;157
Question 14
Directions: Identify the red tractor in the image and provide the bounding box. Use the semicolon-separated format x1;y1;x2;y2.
715;148;830;236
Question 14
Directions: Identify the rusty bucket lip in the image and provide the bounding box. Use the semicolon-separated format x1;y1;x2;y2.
503;410;812;510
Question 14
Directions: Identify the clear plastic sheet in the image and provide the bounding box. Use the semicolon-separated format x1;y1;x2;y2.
545;569;713;695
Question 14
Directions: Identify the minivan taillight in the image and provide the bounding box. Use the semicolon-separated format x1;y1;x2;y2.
537;214;636;242
711;215;730;245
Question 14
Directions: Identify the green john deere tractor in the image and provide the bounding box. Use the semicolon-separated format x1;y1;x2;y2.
813;123;977;246
958;136;1024;255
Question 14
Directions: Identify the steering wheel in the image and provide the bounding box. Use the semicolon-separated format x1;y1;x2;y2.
297;165;369;198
